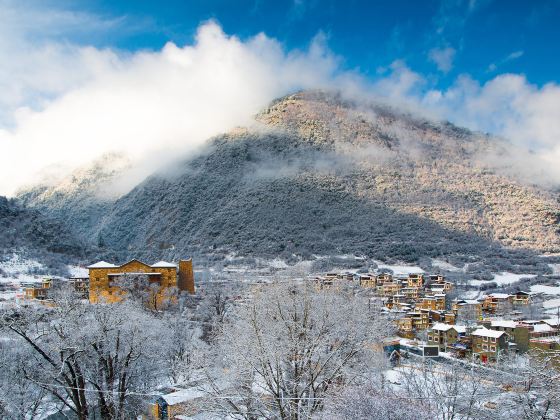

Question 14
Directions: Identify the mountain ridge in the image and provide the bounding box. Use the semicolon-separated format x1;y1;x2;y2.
13;91;560;271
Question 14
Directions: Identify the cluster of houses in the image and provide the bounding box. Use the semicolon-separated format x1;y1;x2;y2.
427;318;560;362
314;271;558;362
21;258;196;307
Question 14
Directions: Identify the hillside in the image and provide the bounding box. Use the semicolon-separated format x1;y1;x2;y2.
0;195;85;276
15;91;560;271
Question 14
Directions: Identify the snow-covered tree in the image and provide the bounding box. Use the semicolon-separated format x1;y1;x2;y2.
397;358;490;420
206;281;393;419
1;298;169;419
321;382;433;420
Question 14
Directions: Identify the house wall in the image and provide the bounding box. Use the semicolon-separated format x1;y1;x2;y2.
89;260;178;304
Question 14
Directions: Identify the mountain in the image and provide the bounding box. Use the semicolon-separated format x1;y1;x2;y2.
18;152;131;246
16;91;560;272
0;195;85;275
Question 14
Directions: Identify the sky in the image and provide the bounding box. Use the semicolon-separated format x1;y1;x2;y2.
1;0;559;195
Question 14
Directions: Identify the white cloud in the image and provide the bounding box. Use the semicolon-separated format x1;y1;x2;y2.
506;50;524;60
487;50;524;73
421;73;560;185
0;1;559;196
0;19;346;196
428;47;456;73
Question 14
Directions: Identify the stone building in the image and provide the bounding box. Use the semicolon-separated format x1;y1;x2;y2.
87;258;195;304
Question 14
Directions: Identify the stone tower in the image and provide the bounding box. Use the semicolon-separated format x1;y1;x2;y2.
178;259;195;294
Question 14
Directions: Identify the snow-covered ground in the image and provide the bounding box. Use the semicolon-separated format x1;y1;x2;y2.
531;284;560;295
469;272;536;287
374;261;424;275
0;254;45;284
431;259;464;272
68;265;88;277
542;298;560;312
548;264;560;276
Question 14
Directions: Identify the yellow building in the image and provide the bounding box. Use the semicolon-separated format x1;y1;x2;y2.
481;293;512;313
407;274;424;288
376;273;393;285
416;294;446;311
24;278;53;301
359;275;376;288
87;258;195;305
377;282;401;297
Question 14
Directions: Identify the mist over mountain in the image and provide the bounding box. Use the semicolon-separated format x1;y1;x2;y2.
14;91;560;272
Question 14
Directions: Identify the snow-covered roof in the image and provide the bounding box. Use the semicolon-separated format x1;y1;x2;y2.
87;261;117;269
432;323;454;332
463;299;480;305
543;319;560;327
488;293;511;299
151;260;177;268
453;325;467;334
491;320;518;329
472;328;505;338
532;324;556;333
161;387;206;405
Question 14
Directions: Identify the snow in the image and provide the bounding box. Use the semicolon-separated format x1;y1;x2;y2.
431;259;464;272
461;290;482;299
68;265;88;277
432;323;454;331
487;293;511;299
162;387;206;405
87;261;117;269
542;298;560;310
383;369;402;384
490;320;517;329
0;254;45;284
470;272;535;287
267;258;289;269
151;261;177;268
472;328;505;338
532;324;555;333
548;264;560;276
374;261;424;275
494;272;536;285
530;284;560;295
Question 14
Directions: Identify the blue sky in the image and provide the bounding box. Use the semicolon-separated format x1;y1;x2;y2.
35;0;560;88
1;0;560;194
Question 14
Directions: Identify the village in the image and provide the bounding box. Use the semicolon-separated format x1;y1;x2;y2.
18;259;560;364
314;271;560;363
4;258;560;419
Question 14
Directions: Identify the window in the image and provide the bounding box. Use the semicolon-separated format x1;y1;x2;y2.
434;337;439;342
491;337;496;343
490;345;496;352
483;336;488;342
482;344;488;351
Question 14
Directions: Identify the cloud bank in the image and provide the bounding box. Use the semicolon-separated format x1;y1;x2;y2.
0;20;347;195
1;4;560;195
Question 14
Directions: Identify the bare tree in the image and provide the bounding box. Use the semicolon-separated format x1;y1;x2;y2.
206;281;393;420
1;297;168;419
398;358;492;420
163;315;208;385
0;339;48;419
320;382;433;420
494;351;560;419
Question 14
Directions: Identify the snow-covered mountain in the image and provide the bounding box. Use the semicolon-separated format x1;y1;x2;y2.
11;91;560;272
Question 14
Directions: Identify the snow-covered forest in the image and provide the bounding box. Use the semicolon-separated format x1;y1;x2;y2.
1;275;559;419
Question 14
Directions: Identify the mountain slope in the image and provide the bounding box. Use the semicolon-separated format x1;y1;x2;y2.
16;91;560;269
17;152;131;245
0;195;84;264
